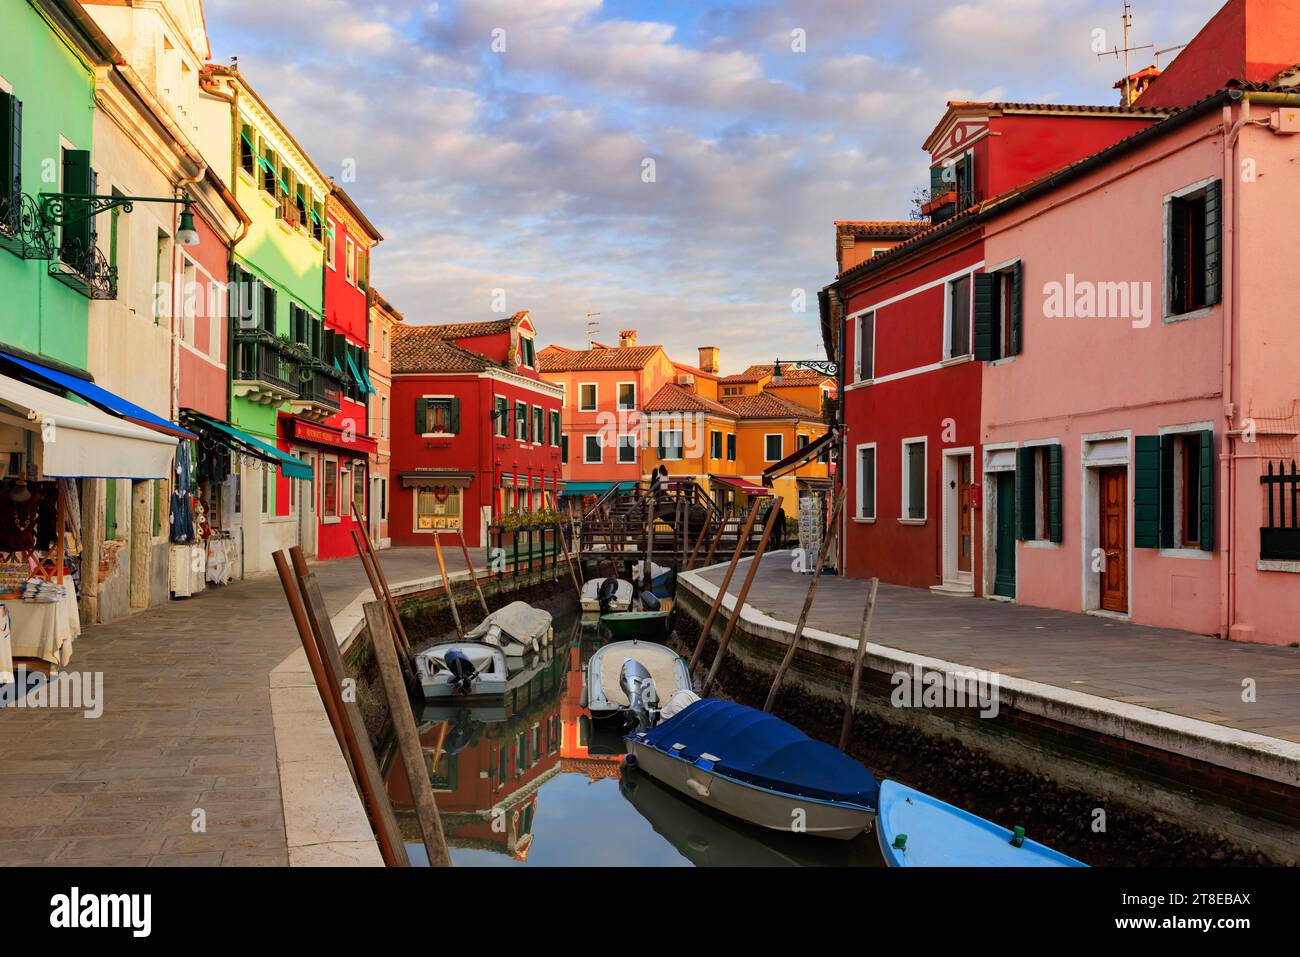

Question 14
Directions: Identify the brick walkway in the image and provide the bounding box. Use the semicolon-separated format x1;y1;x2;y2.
698;553;1300;744
0;547;467;867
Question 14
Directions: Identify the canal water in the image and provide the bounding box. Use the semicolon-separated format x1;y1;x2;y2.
389;602;883;867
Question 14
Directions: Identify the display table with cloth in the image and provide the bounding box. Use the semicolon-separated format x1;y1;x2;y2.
2;590;80;668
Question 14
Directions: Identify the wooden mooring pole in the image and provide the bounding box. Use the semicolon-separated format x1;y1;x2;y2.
839;578;879;752
688;502;764;671
455;529;491;619
432;533;464;639
364;601;452;867
547;490;584;600
763;488;847;712
702;500;783;696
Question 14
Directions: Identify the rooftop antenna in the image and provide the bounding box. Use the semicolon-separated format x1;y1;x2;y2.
1153;43;1188;69
585;311;601;347
1097;1;1154;106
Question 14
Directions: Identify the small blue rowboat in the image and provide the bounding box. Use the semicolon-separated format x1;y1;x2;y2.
625;698;879;840
876;780;1086;867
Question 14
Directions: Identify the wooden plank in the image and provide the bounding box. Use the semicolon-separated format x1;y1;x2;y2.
363;600;452;867
703;501;783;695
455;529;491;618
688;501;765;671
764;488;847;712
278;551;409;867
432;532;464;639
349;530;415;685
839;578;879;751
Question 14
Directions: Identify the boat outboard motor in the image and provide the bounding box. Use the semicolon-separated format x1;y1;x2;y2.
443;648;479;696
597;575;620;614
637;588;661;612
620;658;661;727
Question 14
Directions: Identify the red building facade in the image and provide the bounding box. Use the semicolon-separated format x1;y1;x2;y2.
280;186;383;560
831;102;1167;595
389;312;564;548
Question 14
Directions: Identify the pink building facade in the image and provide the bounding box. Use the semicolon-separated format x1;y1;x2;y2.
978;87;1300;645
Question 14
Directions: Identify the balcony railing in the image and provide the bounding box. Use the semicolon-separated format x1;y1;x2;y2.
920;186;983;222
0;190;55;261
288;359;345;421
233;330;300;404
49;236;117;300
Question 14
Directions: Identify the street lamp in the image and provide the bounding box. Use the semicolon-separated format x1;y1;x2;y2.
39;191;201;247
770;358;838;385
176;202;200;247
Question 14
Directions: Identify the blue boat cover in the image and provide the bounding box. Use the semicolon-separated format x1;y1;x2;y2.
1;351;196;440
636;698;879;809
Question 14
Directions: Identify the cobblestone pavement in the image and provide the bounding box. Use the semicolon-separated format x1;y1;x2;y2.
697;553;1300;743
0;547;467;867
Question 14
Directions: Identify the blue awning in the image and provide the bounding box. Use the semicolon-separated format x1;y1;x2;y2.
1;351;195;440
187;413;312;481
634;698;879;809
559;480;637;497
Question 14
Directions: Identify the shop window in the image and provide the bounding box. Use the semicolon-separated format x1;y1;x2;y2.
416;486;462;531
322;457;338;520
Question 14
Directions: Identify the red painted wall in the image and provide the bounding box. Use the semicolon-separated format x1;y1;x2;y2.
841;234;985;591
981;114;1160;199
390;373;563;548
176;209;230;420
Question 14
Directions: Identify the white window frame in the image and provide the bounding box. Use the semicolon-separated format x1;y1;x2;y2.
549;410;561;447
943;274;974;361
1162;178;1220;323
856;442;877;522
617;434;638;464
616;380;637;411
710;429;723;460
579;382;598;412
660;429;684;462
380;395;389;439
519;333;536;368
584;433;604;464
532;404;544;445
514;400;528;442
764;433;784;464
900;436;927;524
326;222;337;270
855;311;875;383
345;236;356;285
420;394;458;438
1158;420;1216;557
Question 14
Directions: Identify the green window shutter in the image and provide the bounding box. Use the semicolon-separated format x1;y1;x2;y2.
973;272;996;361
1168;198;1186;314
929;164;946;196
1203;180;1222;307
104;479;117;541
1134;435;1161;548
1048;444;1063;543
561;434;568;464
1159;434;1175;549
415;397;429;434
1016;447;1035;540
1199;429;1215;552
450;398;461;434
1;92;20;202
60;149;93;259
1008;261;1023;355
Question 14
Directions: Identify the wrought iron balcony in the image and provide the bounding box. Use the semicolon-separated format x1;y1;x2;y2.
232;329;301;406
0;191;55;261
288;358;345;422
49;237;117;300
920;186;983;223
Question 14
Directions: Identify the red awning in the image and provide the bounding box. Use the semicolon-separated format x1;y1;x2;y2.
288;418;378;455
709;475;769;496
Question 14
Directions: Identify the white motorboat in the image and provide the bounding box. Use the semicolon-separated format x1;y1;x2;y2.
414;642;508;700
466;601;553;660
582;639;694;726
580;577;633;614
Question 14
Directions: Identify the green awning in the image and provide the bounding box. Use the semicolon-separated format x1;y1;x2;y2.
189;413;312;481
559;480;637;497
345;352;375;394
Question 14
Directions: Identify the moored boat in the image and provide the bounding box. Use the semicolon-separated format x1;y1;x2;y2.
624;698;879;841
414;642;509;700
466;601;553;660
599;609;669;639
631;561;674;599
580;577;633;614
583;639;693;725
875;780;1086;867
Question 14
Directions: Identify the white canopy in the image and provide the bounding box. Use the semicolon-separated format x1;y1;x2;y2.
0;374;178;480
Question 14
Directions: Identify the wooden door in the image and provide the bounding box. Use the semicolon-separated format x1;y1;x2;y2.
957;456;973;574
1099;467;1128;613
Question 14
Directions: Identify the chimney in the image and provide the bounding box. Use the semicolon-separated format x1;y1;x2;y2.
618;329;637;348
698;346;720;374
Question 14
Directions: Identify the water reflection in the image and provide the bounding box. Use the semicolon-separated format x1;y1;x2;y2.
388;606;882;867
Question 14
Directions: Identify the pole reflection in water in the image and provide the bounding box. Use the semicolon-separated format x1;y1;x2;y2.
386;603;882;867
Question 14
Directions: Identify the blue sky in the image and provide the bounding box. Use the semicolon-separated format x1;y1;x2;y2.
203;0;1224;370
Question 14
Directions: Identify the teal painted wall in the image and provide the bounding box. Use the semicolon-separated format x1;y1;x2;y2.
0;0;98;370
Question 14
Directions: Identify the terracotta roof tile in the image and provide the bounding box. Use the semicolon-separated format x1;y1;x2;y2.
834;221;929;239
721;363;774;384
538;344;664;372
392;326;492;374
642;383;733;416
722;393;824;421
